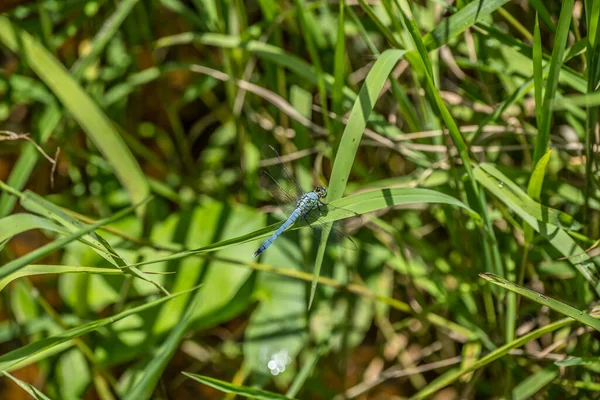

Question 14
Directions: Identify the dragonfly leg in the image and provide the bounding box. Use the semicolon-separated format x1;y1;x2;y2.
317;200;327;213
303;205;317;228
303;216;314;229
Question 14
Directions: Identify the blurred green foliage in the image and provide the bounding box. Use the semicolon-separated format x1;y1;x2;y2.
1;0;600;399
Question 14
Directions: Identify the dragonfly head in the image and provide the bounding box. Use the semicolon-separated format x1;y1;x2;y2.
314;186;327;199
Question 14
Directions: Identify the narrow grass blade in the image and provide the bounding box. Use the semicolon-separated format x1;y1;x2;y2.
555;356;600;366
524;149;552;242
532;0;574;164
2;371;52;400
474;164;600;294
124;291;201;400
423;0;511;50
511;365;558;400
182;373;296;400
0;213;67;243
332;0;346;132
533;13;543;128
552;91;600;109
11;189;167;294
398;3;504;279
293;0;331;133
556;380;600;391
409;318;574;399
0;265;122;292
159;0;209;30
70;0;141;77
480;273;600;331
479;164;581;230
529;0;556;31
0;17;150;215
310;49;407;309
0;287;200;371
131;187;479;268
0;194;155;291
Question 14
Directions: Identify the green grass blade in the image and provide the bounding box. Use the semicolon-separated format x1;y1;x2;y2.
480;273;600;331
0;16;150;215
0;265;122;292
2;371;52;400
0;287;200;371
124;292;201;400
529;0;556;31
0;191;150;282
332;0;346;133
511;365;558;400
555;356;600;366
357;0;402;48
182;373;296;400
159;0;209;30
0;213;67;243
132;187;478;267
398;4;505;279
532;0;574;164
556;380;600;391
527;149;553;202
533;13;543;128
70;0;141;77
524;149;552;242
423;0;511;50
293;0;331;133
409;317;573;399
317;55;410;307
474;164;600;293
552;91;600;109
10;188;167;294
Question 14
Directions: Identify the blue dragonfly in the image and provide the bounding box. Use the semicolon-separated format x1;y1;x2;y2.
253;146;356;258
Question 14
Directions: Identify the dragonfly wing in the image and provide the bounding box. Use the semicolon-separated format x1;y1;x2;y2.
260;145;305;197
298;206;358;251
259;170;298;215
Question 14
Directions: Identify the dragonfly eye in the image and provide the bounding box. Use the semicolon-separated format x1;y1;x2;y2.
316;186;327;198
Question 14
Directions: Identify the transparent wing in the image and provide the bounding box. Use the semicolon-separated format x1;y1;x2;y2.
259;170;298;216
297;203;358;251
259;145;305;199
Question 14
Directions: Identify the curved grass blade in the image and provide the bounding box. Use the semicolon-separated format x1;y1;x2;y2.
423;0;511;50
2;371;51;400
123;287;202;400
310;49;408;309
480;273;600;331
0;286;200;372
0;265;122;292
409;317;574;399
130;187;478;267
474;164;600;294
182;372;296;400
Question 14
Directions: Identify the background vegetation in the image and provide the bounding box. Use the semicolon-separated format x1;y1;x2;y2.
1;0;599;398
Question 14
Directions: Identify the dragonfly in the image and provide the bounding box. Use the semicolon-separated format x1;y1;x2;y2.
253;146;356;258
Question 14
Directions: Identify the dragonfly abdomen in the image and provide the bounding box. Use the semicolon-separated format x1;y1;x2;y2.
253;208;302;258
